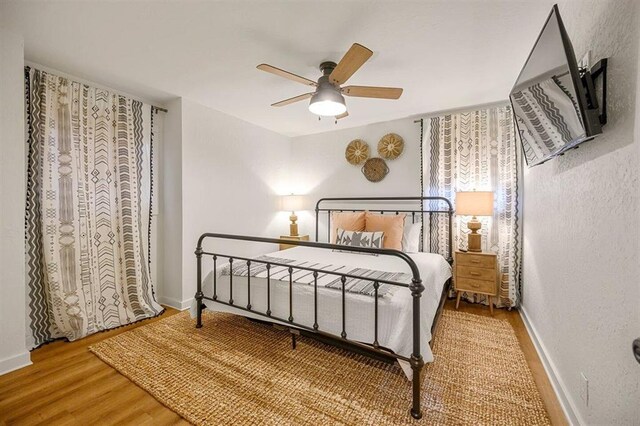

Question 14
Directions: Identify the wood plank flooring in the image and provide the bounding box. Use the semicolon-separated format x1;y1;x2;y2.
0;301;566;425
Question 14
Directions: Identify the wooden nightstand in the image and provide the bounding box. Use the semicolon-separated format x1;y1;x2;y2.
454;251;498;314
279;235;309;251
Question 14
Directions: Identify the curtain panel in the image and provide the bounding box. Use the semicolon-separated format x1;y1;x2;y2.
421;105;522;307
25;68;163;348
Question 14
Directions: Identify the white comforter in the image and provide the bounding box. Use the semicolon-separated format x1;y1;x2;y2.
191;246;451;378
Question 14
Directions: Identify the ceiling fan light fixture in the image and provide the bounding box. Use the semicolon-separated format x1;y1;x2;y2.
308;89;347;117
258;43;401;118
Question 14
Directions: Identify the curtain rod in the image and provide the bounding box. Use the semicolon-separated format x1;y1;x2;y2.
152;106;168;113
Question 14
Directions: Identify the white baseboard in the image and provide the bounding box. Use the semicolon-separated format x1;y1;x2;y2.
181;297;194;310
0;352;32;376
519;306;584;426
157;295;193;311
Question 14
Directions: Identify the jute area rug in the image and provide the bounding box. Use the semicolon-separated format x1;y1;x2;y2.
90;310;550;425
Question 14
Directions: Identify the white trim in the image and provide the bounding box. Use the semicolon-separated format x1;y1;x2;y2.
157;295;193;311
0;352;32;376
180;298;194;310
519;306;584;426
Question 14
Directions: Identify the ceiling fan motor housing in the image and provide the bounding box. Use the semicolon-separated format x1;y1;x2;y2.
319;61;338;76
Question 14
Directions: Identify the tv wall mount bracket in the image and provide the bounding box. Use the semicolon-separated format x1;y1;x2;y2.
579;57;608;126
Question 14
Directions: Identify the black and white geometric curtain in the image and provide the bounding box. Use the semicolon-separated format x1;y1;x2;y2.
25;68;163;348
422;105;522;307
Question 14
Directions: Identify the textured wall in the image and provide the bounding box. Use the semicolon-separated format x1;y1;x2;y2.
521;1;640;424
0;29;30;373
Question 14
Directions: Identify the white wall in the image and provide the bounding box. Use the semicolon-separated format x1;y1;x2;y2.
158;98;292;308
157;98;184;308
0;29;31;374
289;117;421;240
520;1;640;424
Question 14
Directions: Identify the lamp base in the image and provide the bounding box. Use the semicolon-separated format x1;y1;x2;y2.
468;233;482;252
289;213;299;237
467;216;482;252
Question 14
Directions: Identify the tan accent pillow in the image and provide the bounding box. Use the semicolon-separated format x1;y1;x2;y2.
364;212;406;250
330;211;366;243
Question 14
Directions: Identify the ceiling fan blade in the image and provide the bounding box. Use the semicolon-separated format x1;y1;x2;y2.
257;64;317;87
329;43;373;85
271;92;314;107
342;86;403;99
335;111;349;119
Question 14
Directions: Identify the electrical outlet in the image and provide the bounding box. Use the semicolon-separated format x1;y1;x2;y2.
579;50;591;71
580;372;589;406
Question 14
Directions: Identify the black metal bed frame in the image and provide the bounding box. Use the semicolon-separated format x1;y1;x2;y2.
195;196;453;419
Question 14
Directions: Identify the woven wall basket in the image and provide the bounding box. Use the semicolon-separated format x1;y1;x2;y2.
361;157;389;182
378;133;404;160
345;139;370;165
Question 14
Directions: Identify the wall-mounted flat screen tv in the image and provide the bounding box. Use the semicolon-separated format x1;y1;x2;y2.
509;5;603;167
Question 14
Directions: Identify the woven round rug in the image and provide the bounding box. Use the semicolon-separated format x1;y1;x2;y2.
90;310;550;425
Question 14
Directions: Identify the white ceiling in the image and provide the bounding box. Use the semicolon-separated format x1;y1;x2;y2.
1;0;554;137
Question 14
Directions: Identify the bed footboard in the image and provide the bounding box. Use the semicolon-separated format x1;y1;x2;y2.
195;234;427;419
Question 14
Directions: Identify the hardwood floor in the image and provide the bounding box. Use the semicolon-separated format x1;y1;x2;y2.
0;308;187;426
0;302;566;425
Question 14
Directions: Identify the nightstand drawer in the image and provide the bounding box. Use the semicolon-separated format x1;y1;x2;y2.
456;253;495;268
457;265;495;281
455;277;495;294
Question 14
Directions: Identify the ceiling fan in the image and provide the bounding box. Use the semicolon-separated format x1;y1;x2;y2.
257;43;403;120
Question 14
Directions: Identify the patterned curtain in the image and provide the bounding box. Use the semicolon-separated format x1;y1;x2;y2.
422;105;522;307
25;68;163;348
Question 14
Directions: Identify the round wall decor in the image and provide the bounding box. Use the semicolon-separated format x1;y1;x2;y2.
377;133;404;159
345;139;370;165
361;157;389;182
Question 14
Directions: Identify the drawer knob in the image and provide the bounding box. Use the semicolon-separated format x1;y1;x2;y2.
471;259;480;263
470;272;480;276
471;282;480;288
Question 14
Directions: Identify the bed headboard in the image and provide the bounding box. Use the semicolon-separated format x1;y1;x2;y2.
314;196;454;263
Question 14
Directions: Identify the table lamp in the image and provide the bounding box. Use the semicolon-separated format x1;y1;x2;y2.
282;194;303;236
455;191;494;252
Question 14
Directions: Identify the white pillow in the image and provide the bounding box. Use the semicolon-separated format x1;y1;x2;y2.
402;221;422;253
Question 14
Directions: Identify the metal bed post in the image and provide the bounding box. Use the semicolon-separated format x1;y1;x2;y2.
410;276;425;419
195;245;204;328
315;206;319;242
447;208;454;263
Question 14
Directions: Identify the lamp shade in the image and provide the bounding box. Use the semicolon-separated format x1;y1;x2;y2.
282;194;304;212
455;191;494;216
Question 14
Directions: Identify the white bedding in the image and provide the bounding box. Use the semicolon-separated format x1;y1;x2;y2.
191;246;451;378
